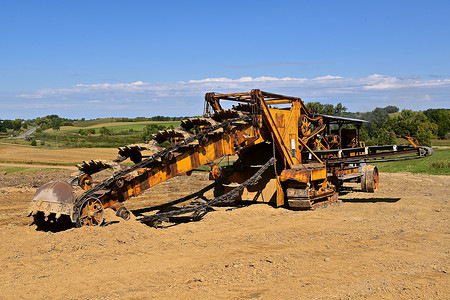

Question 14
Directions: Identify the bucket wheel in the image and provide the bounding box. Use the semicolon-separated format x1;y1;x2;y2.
79;197;104;226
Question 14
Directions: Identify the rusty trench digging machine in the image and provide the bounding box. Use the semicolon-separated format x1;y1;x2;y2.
29;89;433;230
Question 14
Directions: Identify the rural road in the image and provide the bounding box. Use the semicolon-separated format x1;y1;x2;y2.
9;126;37;139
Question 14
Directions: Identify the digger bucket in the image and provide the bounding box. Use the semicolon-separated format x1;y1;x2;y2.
29;181;75;221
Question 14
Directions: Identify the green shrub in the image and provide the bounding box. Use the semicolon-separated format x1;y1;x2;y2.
141;124;166;142
79;129;88;136
431;161;450;169
376;130;397;145
99;127;112;135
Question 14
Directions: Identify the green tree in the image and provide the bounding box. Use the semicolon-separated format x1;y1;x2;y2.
78;129;89;136
36;117;52;130
362;107;389;138
376;130;397;145
306;102;347;116
141;124;166;142
424;109;450;139
306;102;324;114
2;119;13;130
387;110;427;137
334;103;347;116
99;127;112;135
12;119;22;131
321;104;335;115
415;121;438;146
384;105;399;114
51;118;62;131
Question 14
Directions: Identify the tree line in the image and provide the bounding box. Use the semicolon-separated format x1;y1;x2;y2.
1;107;448;147
0;115;74;133
306;102;449;146
0;115;185;133
116;116;191;122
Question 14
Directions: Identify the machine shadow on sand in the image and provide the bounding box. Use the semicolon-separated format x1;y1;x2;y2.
340;197;401;203
338;185;401;203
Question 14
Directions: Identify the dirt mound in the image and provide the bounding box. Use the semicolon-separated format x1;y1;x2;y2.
0;171;448;299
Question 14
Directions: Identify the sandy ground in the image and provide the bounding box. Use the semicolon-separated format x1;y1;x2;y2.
0;170;449;299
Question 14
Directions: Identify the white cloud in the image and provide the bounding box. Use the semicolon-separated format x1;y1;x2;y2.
19;74;450;100
312;75;343;81
9;74;450;118
363;74;450;90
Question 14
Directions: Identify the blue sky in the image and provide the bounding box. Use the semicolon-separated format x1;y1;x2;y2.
0;0;449;119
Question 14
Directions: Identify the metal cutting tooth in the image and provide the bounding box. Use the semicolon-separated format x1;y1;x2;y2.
76;160;120;174
211;109;243;122
118;144;146;157
181;117;217;130
207;128;224;136
232;103;252;112
152;129;192;143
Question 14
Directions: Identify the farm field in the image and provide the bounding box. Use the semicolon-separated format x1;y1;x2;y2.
0;118;182;149
0;145;118;165
47;120;181;133
374;148;450;175
0;144;448;299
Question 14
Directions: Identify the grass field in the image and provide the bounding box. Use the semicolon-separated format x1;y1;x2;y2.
0;133;143;148
72;118;118;127
35;131;144;148
20;120;183;148
373;148;450;175
431;139;450;147
52;120;181;133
